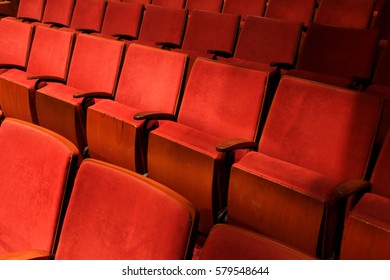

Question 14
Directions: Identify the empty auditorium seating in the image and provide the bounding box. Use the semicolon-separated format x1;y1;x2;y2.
0;19;33;74
130;4;187;49
39;0;76;28
264;0;316;30
0;26;75;123
227;76;382;259
8;158;197;260
147;58;268;233
0;118;79;258
314;0;376;29
285;23;379;89
100;0;144;40
34;34;125;152
222;0;266;27
200;224;315;260
340;132;390;259
86;43;187;173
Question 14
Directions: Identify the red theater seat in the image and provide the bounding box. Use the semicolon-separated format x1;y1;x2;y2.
222;0;266;27
227;76;382;259
0;26;75;123
147;58;268;233
86;43;188;173
39;0;76;28
5;0;46;23
0;118;79;258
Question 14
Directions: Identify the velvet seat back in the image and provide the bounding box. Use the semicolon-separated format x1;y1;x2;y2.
138;4;187;47
296;23;379;81
222;0;266;19
55;159;197;260
42;0;76;27
101;1;144;39
69;0;107;33
181;10;240;55
16;0;46;22
0;118;79;256
177;58;267;142
264;0;316;28
259;76;382;182
234;16;301;65
314;0;376;29
66;34;124;94
115;44;187;113
0;20;33;70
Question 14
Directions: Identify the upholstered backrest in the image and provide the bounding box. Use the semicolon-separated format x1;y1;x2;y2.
0;20;33;69
370;133;390;198
264;0;316;28
17;0;45;22
259;76;382;182
70;0;107;33
181;10;240;54
152;0;185;8
314;0;376;29
115;44;187;113
178;58;267;141
42;0;76;27
222;0;266;19
297;23;379;80
373;42;390;87
185;0;223;13
101;1;144;38
138;4;187;46
66;34;124;94
26;26;75;79
55;159;197;259
234;16;301;65
0;118;79;255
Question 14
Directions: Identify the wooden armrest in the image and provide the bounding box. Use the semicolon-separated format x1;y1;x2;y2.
332;179;371;203
133;111;176;121
0;249;51;260
76;28;98;34
0;64;25;71
114;34;137;41
216;139;257;153
73;91;113;99
270;62;294;71
155;42;181;50
207;49;232;60
27;75;66;90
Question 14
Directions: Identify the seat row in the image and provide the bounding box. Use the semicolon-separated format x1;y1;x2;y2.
0;108;389;260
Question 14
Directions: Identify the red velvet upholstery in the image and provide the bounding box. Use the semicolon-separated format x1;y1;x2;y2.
200;224;315;260
314;0;376;29
179;9;240;58
132;4;187;48
16;0;45;22
286;23;379;89
152;0;185;8
66;0;107;33
222;0;266;26
55;159;198;260
123;0;151;4
86;43;187;173
185;0;223;14
0;19;33;72
0;118;79;257
100;1;144;40
228;76;382;258
148;58;268;233
0;26;75;123
41;0;76;28
264;0;316;28
340;134;390;259
35;34;125;151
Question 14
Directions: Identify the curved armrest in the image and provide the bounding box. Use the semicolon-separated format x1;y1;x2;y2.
207;49;232;60
270;62;294;71
0;249;51;260
134;111;176;121
0;64;25;71
27;75;66;90
155;42;181;50
332;179;371;203
114;34;137;41
73;91;113;99
45;22;67;28
76;28;98;34
352;76;371;91
216;139;258;153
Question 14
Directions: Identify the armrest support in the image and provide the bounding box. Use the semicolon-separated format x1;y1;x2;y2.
155;42;181;50
114;34;137;41
27;75;66;90
207;49;233;60
216;139;258;153
0;249;52;260
352;76;371;91
134;111;176;122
